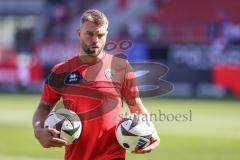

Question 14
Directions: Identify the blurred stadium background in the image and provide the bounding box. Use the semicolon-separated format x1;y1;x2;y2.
0;0;239;160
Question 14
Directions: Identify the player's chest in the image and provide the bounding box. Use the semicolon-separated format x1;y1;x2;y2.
64;65;125;94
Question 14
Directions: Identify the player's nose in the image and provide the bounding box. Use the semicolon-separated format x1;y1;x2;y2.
92;35;99;43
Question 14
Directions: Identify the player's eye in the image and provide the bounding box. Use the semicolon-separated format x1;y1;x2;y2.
98;34;105;39
86;32;94;37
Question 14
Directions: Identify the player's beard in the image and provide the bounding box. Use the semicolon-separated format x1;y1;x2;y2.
81;40;104;57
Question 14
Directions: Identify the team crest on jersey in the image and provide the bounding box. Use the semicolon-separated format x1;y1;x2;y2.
104;69;115;80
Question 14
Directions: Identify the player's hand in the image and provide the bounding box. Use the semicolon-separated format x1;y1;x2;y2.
132;132;160;154
34;127;67;148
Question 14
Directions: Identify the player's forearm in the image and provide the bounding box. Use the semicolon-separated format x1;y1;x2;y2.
32;102;52;133
128;97;150;115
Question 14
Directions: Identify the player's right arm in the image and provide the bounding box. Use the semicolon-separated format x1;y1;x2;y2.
32;101;67;148
32;66;67;148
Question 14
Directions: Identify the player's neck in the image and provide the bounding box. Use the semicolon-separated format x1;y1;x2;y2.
79;50;105;64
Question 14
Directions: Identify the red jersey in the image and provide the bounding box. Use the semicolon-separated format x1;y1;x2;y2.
40;53;139;160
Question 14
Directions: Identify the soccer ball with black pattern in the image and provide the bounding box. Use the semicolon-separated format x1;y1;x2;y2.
44;108;82;145
116;114;153;151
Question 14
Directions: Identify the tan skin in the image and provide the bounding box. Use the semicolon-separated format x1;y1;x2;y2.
32;102;67;148
32;21;160;153
77;21;108;63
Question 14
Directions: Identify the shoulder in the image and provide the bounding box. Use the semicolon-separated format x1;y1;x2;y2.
51;55;80;73
104;52;130;70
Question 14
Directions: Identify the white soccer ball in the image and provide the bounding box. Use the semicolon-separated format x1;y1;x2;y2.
116;114;153;151
44;108;82;145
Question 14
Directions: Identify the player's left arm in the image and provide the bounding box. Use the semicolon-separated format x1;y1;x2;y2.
127;97;160;154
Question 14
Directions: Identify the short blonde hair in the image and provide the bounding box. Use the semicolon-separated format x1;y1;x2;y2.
80;9;109;26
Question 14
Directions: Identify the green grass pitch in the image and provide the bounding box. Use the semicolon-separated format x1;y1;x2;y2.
0;94;239;160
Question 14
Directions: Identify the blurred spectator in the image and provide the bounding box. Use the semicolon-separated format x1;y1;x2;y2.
127;19;144;40
0;47;17;67
29;55;44;86
224;22;240;45
17;54;31;88
15;28;33;54
47;3;69;40
208;9;229;42
208;8;240;53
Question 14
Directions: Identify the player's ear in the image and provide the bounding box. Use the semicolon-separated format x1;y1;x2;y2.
77;28;81;39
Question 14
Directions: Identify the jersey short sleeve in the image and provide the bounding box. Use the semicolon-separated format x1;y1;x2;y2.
121;62;139;104
40;69;61;106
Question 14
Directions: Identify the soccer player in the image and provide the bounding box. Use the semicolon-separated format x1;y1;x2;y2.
32;9;160;160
